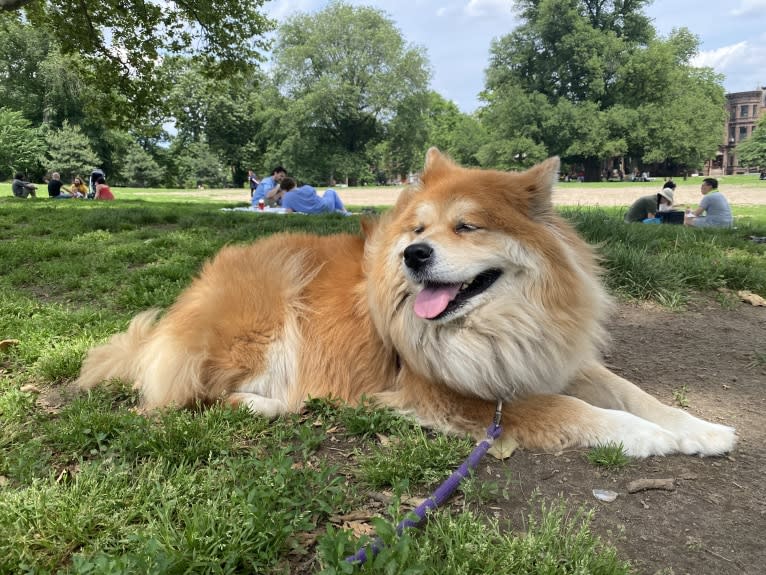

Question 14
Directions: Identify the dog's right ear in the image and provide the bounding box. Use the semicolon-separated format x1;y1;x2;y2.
421;147;456;185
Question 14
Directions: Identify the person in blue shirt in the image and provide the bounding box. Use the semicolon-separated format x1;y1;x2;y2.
278;177;350;214
251;166;286;207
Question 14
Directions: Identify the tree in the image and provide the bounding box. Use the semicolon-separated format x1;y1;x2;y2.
119;142;164;188
423;92;488;167
481;0;725;179
736;114;766;169
271;1;430;183
45;121;101;181
0;107;45;178
0;1;273;121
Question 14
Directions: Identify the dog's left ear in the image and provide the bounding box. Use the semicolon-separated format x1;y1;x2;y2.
520;156;560;216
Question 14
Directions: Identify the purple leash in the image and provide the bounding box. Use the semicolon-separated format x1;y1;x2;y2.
345;401;504;565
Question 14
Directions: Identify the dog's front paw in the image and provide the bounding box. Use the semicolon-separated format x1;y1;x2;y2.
676;418;737;456
599;411;680;458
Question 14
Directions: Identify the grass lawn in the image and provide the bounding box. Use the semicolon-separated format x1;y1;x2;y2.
1;196;764;573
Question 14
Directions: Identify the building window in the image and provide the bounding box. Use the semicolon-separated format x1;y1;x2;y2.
739;126;748;140
729;126;736;143
754;104;759;117
740;105;749;117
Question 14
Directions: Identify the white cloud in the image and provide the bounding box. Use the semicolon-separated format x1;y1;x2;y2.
692;39;766;92
729;0;766;17
464;0;512;18
691;41;748;70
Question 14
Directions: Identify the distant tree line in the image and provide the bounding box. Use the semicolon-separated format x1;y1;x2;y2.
0;0;730;188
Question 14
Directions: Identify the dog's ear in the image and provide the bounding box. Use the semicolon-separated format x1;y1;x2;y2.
421;147;456;185
519;156;560;217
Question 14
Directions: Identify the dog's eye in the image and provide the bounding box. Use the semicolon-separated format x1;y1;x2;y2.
455;222;478;233
413;225;425;234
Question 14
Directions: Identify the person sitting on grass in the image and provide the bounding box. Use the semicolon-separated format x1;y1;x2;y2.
251;166;286;207
684;177;733;228
278;177;350;215
70;176;88;199
47;172;73;199
624;188;674;223
94;176;115;201
11;173;37;198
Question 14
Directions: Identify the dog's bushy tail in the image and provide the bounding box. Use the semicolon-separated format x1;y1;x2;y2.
76;308;209;409
76;309;160;392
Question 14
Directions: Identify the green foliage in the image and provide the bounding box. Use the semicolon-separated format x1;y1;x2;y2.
0;106;46;176
5;0;274;122
481;1;726;176
118;140;163;188
271;1;430;183
45;120;101;181
736;114;766;168
587;442;631;469
358;428;473;488
318;500;631;574
562;206;766;300
422;92;488;167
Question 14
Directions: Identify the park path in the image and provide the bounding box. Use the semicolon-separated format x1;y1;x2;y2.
159;181;766;207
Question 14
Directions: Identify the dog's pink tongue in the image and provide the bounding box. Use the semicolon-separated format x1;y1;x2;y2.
414;284;461;319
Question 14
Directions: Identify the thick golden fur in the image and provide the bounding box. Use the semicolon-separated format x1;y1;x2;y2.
77;150;736;457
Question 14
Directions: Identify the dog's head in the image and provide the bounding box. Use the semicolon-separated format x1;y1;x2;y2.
364;149;610;401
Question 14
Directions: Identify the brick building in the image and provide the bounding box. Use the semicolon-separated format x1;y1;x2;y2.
707;87;766;175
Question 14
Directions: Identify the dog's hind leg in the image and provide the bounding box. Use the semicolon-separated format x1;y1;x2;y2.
226;393;289;419
565;361;737;456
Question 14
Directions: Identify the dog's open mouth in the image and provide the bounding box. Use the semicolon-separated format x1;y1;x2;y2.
413;269;503;320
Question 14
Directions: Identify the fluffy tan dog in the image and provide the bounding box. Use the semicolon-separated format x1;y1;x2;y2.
77;149;736;457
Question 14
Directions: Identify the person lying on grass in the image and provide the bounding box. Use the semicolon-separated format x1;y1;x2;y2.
277;177;350;215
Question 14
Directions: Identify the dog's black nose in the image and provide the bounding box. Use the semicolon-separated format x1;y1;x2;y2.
403;243;433;271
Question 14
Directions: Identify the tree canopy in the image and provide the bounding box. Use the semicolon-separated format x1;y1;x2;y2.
480;0;726;178
270;1;430;184
0;0;273;120
736;114;766;168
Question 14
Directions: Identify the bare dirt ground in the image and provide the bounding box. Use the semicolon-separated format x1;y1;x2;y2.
165;180;766;207
487;298;766;575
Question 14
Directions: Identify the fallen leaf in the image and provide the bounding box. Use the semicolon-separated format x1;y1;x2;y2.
330;511;377;523
0;475;9;487
20;384;41;394
488;436;518;460
376;433;390;447
344;520;376;538
737;290;766;307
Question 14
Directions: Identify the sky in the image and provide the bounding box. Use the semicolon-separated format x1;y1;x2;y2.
264;0;766;113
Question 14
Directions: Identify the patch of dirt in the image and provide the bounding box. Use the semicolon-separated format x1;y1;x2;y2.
481;298;766;575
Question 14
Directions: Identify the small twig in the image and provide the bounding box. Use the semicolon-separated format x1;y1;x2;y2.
705;548;734;563
626;478;675;493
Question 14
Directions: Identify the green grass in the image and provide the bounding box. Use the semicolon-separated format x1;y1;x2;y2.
586;443;631;470
1;194;765;573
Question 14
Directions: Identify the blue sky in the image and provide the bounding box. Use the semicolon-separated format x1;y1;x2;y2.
264;0;766;113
